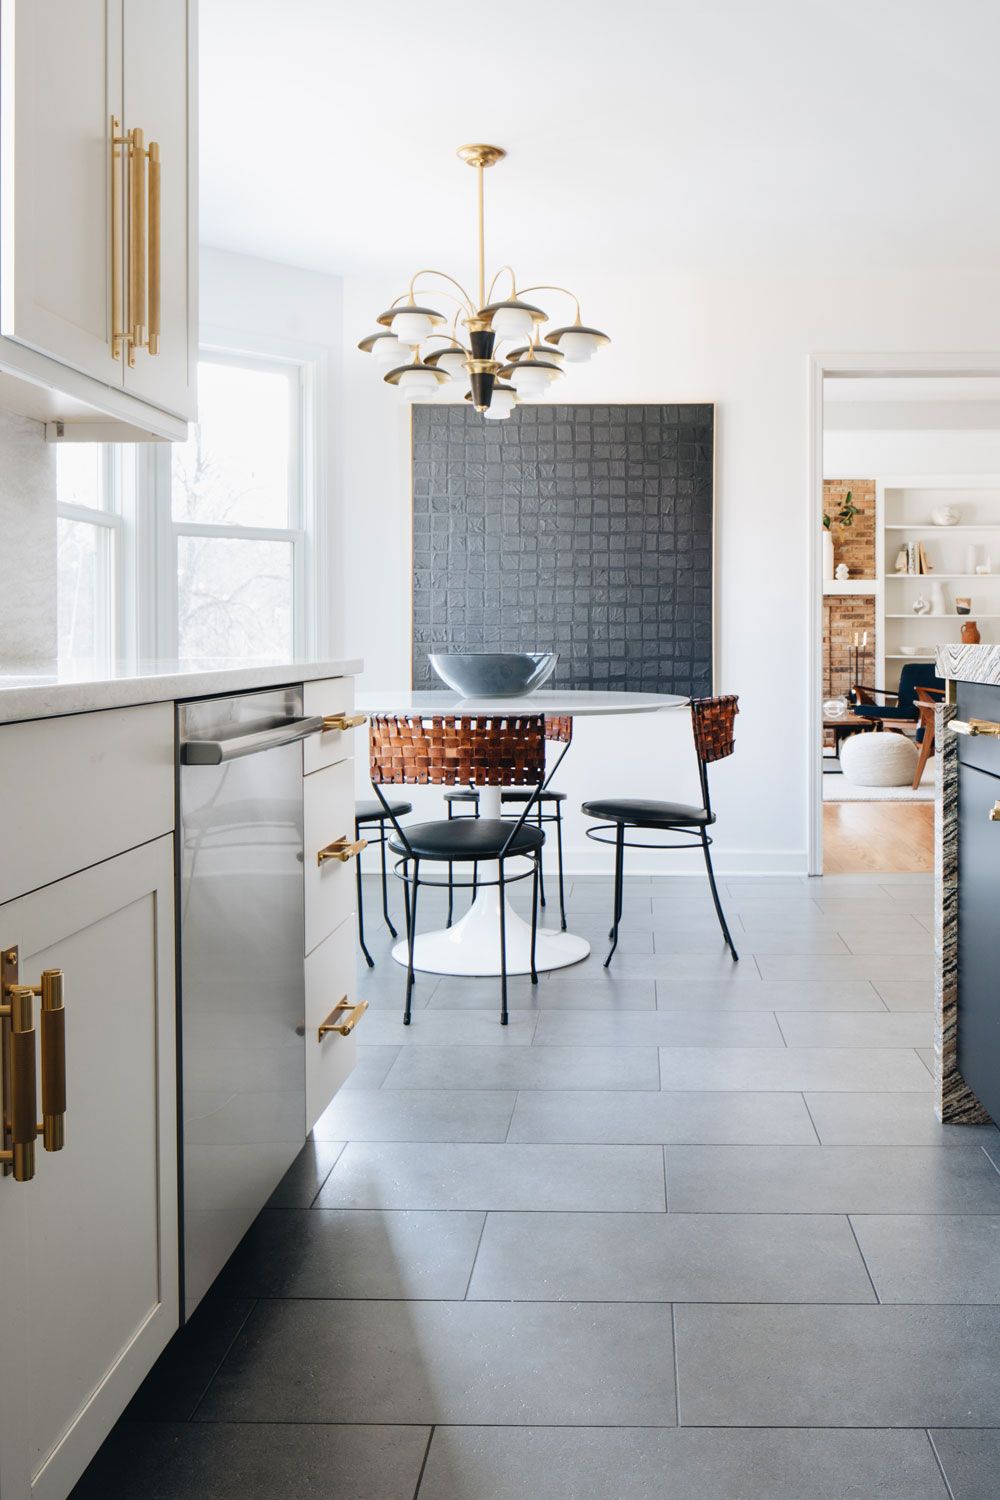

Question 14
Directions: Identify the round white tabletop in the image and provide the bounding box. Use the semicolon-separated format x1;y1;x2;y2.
355;688;690;977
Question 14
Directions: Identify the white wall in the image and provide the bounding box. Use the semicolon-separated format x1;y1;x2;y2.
339;270;1000;874
0;410;56;665
199;247;345;656
825;426;1000;477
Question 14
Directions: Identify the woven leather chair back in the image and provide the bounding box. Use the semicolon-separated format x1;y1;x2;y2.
370;714;547;788
545;715;573;745
691;695;739;765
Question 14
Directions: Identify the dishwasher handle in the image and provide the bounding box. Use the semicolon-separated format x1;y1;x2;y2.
181;714;326;765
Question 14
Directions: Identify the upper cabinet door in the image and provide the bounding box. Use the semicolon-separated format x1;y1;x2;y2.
121;0;196;420
0;0;124;386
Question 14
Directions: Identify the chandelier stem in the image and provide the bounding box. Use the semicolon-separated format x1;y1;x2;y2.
477;163;485;310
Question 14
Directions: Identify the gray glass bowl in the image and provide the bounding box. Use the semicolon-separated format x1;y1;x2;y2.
428;652;558;697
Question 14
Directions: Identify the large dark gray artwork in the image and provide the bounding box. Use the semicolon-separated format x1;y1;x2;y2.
411;403;714;696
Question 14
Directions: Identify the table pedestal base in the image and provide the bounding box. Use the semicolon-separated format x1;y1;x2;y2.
391;886;590;976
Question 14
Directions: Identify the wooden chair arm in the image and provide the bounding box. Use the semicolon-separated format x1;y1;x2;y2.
852;684;900;706
914;686;945;704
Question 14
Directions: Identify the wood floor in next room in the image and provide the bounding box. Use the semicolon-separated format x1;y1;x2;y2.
72;871;1000;1500
823;801;935;873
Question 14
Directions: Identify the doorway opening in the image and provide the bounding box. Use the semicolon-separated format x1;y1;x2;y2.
810;362;1000;873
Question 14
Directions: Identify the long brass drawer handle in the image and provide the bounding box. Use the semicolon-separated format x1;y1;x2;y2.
317;836;367;866
1;948;66;1182
322;713;366;733
318;996;368;1039
990;802;1000;822
950;718;1000;737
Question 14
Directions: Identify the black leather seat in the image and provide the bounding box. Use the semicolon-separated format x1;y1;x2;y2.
389;818;544;861
354;795;413;967
581;797;712;827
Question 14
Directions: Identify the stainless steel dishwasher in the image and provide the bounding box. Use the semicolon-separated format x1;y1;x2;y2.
177;687;323;1316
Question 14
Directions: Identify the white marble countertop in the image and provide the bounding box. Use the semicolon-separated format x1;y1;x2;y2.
936;644;1000;686
0;657;363;724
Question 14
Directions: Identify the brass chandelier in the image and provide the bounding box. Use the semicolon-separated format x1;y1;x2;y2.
358;144;610;419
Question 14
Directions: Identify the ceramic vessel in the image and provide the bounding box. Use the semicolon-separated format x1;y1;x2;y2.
428;651;558;697
822;530;834;583
931;505;961;526
961;620;981;644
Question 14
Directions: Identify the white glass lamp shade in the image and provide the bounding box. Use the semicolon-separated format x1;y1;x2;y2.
435;349;468;379
491;305;537;341
391;310;435;346
372;335;408;366
484;388;516;420
557;330;599;362
510;363;553;398
397;366;440;400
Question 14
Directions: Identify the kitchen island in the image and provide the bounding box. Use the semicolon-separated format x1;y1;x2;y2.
936;643;1000;1126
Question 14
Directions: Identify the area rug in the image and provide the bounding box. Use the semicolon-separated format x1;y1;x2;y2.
823;755;934;802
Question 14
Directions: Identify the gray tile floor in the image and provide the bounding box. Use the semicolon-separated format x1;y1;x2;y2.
72;872;1000;1499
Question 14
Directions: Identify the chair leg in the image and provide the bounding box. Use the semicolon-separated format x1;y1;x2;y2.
530;855;540;985
701;831;739;961
378;819;398;938
605;824;625;967
537;800;547;909
447;861;454;928
355;832;375;968
404;860;420;1024
554;801;567;931
912;729;934;791
498;862;509;1025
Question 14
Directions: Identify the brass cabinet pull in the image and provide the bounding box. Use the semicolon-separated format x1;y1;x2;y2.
990;802;1000;823
322;713;366;733
128;126;146;364
317;836;367;866
950;718;1000;738
318;996;368;1040
1;948;66;1182
147;141;161;356
110;117;125;360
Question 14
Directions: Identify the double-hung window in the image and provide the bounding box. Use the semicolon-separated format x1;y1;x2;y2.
55;346;316;664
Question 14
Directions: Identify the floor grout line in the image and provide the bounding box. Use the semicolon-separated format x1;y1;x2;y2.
926;1429;958;1500
845;1214;882;1305
411;1425;436;1500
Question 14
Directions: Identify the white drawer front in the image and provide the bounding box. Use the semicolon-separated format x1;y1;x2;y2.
304;757;357;955
305;916;360;1132
0;703;174;903
303;678;363;775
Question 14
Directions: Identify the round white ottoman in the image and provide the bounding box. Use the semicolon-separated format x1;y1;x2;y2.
839;730;918;787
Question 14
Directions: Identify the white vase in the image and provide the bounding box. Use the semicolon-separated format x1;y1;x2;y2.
822;530;834;583
930;580;948;615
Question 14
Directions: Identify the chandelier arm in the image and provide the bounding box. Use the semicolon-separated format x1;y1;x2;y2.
407;270;477;319
424;331;472;355
514;284;582;324
485;265;518;306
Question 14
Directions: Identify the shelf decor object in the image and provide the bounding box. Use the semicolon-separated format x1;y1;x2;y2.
357;145;610;419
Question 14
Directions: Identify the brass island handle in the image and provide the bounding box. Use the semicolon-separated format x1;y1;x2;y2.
322;713;366;733
950;718;1000;738
318;996;368;1040
317;836;367;866
990;802;1000;823
1;948;66;1181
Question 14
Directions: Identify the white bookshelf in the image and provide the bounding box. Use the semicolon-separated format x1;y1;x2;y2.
876;476;1000;692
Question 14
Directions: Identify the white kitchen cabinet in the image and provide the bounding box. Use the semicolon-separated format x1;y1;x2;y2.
0;0;196;440
0;836;177;1500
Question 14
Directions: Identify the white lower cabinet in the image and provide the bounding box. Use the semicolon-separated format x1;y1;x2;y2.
0;835;177;1500
304;916;359;1133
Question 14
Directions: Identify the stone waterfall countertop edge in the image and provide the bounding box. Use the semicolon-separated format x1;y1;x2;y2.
937;644;1000;685
0;658;364;724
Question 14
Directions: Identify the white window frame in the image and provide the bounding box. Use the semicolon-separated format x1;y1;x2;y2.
148;333;325;661
55;446;137;667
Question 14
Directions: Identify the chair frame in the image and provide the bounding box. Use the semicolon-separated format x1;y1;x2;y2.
584;696;740;966
369;714;552;1024
354;805;404;968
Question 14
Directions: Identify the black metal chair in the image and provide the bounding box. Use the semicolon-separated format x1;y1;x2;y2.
369;713;548;1024
442;714;573;930
354;797;413;967
582;695;740;966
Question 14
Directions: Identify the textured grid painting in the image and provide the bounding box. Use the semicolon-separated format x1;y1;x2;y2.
411;403;714;696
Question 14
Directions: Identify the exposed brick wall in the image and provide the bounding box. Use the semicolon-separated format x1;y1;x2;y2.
823;479;877;745
824;478;875;579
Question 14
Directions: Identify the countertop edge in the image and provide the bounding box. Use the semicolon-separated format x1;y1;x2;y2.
0;659;365;724
937;644;1000;685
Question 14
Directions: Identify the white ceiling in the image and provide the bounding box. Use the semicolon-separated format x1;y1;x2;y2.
199;0;1000;287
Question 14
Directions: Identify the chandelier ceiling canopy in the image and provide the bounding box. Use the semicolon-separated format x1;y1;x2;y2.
358;144;610;420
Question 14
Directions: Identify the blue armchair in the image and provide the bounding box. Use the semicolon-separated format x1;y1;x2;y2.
852;661;945;743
